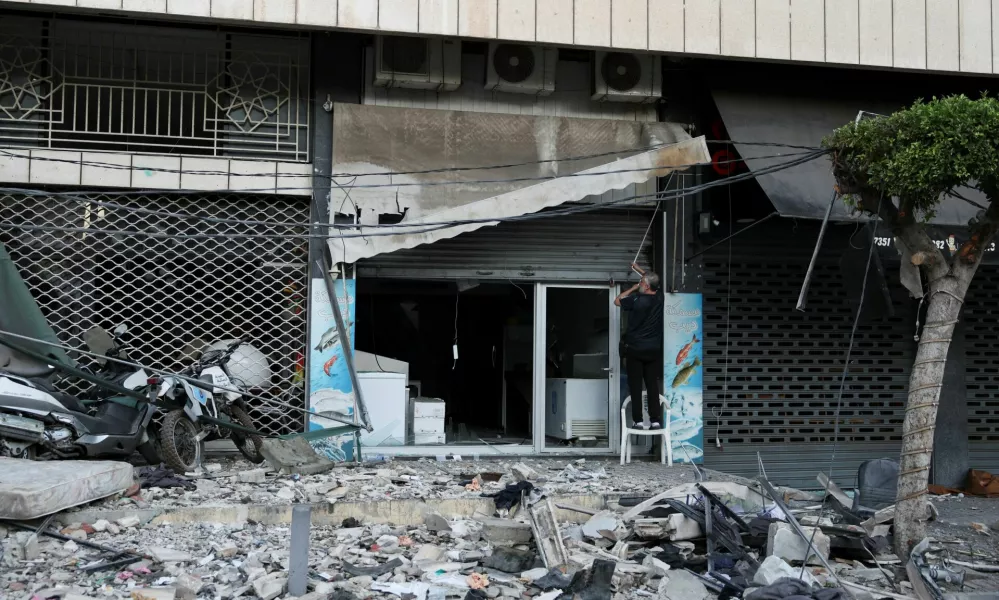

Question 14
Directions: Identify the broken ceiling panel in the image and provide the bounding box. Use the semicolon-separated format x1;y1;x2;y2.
328;103;705;263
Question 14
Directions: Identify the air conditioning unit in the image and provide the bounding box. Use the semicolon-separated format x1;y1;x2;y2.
591;52;662;104
485;43;556;96
374;35;461;91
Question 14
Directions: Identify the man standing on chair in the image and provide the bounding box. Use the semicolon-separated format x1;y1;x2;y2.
615;264;665;430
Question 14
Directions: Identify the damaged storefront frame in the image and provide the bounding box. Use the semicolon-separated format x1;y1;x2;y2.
313;104;709;459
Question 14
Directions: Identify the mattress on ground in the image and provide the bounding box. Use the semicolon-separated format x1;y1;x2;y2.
0;458;134;520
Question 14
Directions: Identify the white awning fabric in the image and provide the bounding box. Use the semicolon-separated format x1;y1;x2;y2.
328;136;710;264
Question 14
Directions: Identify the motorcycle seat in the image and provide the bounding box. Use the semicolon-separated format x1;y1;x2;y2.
24;377;89;414
0;345;56;378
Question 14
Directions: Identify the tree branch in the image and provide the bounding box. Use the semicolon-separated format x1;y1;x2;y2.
857;190;949;282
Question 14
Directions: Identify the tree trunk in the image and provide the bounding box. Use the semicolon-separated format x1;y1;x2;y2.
893;274;971;556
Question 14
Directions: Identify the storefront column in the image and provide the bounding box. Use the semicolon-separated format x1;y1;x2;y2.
305;33;363;425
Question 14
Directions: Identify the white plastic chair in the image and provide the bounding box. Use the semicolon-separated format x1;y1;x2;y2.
620;393;672;466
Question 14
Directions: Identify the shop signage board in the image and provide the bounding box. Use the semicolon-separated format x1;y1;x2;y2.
307;277;357;461
663;293;704;463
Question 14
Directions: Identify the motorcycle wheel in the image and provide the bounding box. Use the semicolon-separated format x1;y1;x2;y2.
229;406;265;464
158;410;203;474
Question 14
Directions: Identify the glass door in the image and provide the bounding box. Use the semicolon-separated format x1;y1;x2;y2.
533;284;620;453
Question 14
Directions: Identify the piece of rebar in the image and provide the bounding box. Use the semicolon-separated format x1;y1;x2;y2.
289;504;312;596
80;555;143;573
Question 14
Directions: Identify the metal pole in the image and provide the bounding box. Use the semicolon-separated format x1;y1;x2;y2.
288;504;312;596
316;258;372;432
796;192;838;312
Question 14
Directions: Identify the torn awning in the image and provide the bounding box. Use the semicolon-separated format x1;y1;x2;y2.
327;103;710;264
711;90;982;226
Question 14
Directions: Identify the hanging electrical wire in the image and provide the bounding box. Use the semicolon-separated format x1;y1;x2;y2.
0;150;829;241
0;140;822;181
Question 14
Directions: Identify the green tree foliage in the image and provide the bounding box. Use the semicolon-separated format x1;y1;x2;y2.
823;95;999;212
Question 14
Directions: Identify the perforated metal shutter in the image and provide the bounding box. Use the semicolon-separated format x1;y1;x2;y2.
0;192;309;436
963;267;999;472
357;210;655;282
700;225;916;490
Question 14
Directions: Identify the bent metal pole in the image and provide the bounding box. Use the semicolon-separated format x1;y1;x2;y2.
796;191;838;312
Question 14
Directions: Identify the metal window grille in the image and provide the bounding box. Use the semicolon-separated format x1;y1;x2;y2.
0;192;310;436
0;15;310;161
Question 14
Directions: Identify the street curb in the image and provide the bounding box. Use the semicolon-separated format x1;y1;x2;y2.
58;493;626;528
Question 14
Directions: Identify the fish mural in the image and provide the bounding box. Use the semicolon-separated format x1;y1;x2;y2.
668;417;702;442
672;357;701;388
323;355;339;377
664;293;703;463
308;280;357;462
314;320;353;353
675;333;699;365
671;441;704;462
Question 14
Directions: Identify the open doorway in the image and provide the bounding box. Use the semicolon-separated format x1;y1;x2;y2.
541;286;616;449
355;279;534;447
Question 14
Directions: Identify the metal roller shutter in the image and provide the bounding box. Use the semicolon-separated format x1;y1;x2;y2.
700;226;916;490
963;267;999;473
356;210;655;282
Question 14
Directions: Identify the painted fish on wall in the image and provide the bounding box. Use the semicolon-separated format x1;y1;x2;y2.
672;357;701;388
675;333;699;365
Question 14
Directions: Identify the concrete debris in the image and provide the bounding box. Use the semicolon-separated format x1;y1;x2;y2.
13;457;998;600
657;569;709;600
480;517;533;545
260;437;335;475
766;522;830;566
753;556;819;587
252;572;288;600
511;463;539;482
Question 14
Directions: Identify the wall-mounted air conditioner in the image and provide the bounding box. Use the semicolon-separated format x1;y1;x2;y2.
374;35;461;91
485;43;557;96
591;52;662;104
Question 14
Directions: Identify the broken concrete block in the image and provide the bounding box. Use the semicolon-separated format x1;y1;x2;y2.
131;588;177;600
657;570;708;600
237;468;268;484
841;567;891;584
252;573;288;600
148;547;195;563
260;437;334;475
582;511;627;541
276;487;297;500
511;463;538;482
117;515;141;528
175;573;205;600
92;519;110;532
642;555;672;577
520;568;548;582
424;512;451;532
480;518;533;545
766;522;829;566
752;556;818;587
413;545;445;564
2;531;39;566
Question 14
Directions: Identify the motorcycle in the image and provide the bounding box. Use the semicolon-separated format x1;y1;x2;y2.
0;325;160;463
154;339;266;473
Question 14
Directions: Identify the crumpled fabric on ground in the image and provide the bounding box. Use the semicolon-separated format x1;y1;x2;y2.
482;481;534;511
135;465;196;490
746;578;846;600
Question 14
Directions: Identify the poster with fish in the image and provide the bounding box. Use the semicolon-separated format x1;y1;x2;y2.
307;277;357;461
663;293;703;463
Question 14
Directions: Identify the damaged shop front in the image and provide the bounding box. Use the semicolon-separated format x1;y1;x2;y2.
306;103;709;459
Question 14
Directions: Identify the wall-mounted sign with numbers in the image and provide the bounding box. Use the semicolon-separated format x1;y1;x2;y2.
874;226;999;265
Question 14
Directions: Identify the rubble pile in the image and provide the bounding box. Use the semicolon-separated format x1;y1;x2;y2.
4;458;999;600
62;458;710;512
